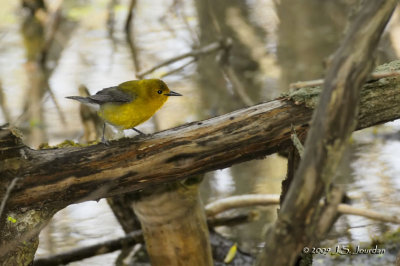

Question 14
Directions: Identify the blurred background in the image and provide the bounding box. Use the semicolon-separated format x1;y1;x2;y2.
1;0;400;265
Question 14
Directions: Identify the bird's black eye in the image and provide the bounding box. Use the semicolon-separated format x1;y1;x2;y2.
157;90;163;94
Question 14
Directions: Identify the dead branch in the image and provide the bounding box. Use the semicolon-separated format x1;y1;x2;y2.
0;81;11;123
205;195;279;216
137;40;230;78
289;70;400;89
258;1;398;265
33;212;255;266
205;194;400;224
207;211;258;228
39;0;63;65
1;58;400;211
159;57;197;78
337;204;400;224
290;126;304;158
125;0;140;73
0;178;21;219
33;231;144;266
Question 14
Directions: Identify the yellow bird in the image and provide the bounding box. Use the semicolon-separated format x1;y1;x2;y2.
67;79;181;143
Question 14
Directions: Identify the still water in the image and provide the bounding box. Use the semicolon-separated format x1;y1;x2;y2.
1;0;400;265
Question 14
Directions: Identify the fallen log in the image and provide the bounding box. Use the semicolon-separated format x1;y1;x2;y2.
1;60;400;211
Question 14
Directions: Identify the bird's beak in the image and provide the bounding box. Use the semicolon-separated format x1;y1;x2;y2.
164;91;182;96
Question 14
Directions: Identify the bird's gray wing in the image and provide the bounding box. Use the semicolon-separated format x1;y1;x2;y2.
88;86;135;104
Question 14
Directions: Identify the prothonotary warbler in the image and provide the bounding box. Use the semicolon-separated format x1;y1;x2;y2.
67;79;181;144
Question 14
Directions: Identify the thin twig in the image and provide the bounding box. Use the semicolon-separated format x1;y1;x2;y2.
290;125;304;158
39;0;64;65
106;0;117;42
137;40;227;78
37;0;67;126
33;231;144;266
289;70;400;89
0;80;11;123
221;65;254;106
125;0;140;73
159;58;197;78
46;85;67;125
206;0;222;35
0;178;21;219
124;0;136;33
205;1;253;106
370;70;400;80
289;79;324;90
176;0;199;44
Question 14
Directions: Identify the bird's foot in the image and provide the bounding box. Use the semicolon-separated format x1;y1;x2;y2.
132;128;145;135
101;136;110;146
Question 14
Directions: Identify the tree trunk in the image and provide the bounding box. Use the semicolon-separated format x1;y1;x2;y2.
133;180;213;266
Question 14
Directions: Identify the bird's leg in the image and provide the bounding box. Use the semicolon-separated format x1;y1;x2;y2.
101;123;110;145
132;127;145;135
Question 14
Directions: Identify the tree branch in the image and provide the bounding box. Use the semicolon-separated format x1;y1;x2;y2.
257;1;398;265
2;59;400;212
33;231;144;266
136;39;230;78
33;212;255;266
289;70;400;89
204;194;400;224
205;194;279;216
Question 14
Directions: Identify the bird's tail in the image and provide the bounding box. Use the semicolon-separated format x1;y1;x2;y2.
66;96;96;105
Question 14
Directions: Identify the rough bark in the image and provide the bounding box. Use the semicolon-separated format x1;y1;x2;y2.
1;59;400;212
2;57;400;263
0;207;56;265
1;61;400;264
106;195;141;233
257;1;398;265
280;145;302;205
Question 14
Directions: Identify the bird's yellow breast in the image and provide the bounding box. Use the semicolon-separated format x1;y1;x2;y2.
98;95;168;129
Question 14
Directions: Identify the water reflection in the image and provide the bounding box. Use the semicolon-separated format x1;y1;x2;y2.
36;200;124;265
0;0;399;265
208;168;235;199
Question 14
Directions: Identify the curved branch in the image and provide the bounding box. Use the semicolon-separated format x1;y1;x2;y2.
205;194;400;224
205;194;280;216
